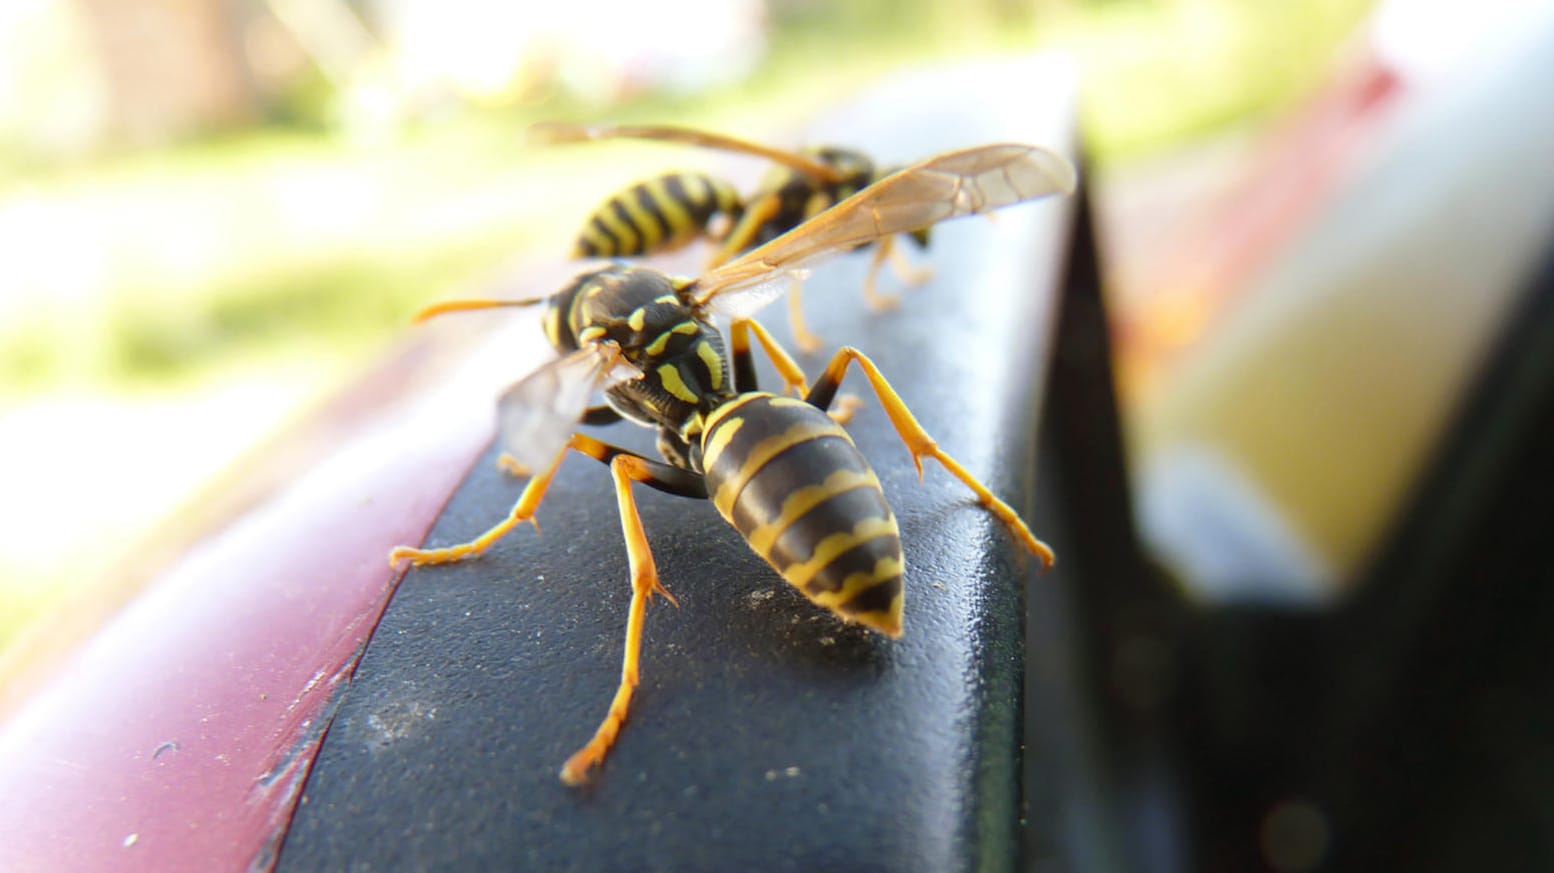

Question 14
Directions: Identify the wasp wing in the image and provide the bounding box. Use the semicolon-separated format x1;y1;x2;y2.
692;143;1077;318
497;343;638;471
528;122;845;183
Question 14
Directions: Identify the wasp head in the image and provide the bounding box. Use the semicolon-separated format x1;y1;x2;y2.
571;267;707;366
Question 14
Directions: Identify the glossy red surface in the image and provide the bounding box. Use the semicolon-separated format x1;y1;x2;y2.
1111;46;1403;398
0;307;554;871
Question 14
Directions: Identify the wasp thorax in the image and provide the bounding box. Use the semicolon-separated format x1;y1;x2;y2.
808;145;875;180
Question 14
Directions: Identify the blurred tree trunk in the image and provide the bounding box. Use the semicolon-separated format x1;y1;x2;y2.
70;0;259;145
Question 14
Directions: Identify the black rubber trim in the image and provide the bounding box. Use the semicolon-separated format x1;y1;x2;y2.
1160;226;1554;871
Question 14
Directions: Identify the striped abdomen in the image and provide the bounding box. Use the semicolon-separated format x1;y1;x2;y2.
574;172;742;258
699;394;904;637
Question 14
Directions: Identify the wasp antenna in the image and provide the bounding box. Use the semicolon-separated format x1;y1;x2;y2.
412;297;548;324
527;121;596;146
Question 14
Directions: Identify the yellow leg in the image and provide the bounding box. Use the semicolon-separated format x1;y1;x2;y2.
828;394;864;425
784;275;825;354
814;347;1055;569
559;455;675;786
861;236;934;313
706;195;781;269
886;235;934;287
388;438;579;568
730;318;865;419
730;318;812;396
862;238;903;312
496;453;530;477
389;433;635;567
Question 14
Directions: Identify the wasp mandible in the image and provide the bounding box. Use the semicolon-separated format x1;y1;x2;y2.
390;142;1076;785
531;123;1070;351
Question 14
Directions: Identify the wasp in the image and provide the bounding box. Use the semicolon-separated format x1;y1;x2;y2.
389;142;1076;785
532;122;982;351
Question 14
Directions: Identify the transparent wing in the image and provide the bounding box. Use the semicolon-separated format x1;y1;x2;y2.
496;343;639;471
693;143;1077;316
528;122;845;183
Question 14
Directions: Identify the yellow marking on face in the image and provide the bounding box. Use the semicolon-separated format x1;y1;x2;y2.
628;308;647;332
745;468;880;555
696;340;724;391
711;422;828;517
657;363;699;404
643;321;701;357
644;330;675;358
779;517;899;592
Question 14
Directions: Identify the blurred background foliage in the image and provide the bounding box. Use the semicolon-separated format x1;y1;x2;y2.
0;0;1369;653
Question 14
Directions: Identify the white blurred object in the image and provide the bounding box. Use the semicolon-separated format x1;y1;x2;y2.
1141;446;1332;603
1372;0;1554;83
368;0;766;105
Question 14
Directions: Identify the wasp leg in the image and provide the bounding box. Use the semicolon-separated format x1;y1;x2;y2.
827;394;865;426
495;455;531;477
581;404;626;427
784;274;825;354
885;235;934;289
730;318;863;423
559;452;695;786
806;347;1055;568
729;318;810;395
861;238;904;312
389;434;703;568
730;316;760;394
860;236;934;314
706;194;782;269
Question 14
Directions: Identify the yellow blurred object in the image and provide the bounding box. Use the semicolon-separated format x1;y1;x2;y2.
1116;0;1554;596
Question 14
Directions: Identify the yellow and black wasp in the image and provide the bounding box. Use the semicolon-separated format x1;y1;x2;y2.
531;122;991;351
389;142;1076;785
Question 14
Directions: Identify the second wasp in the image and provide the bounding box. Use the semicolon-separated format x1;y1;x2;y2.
530;123;1058;350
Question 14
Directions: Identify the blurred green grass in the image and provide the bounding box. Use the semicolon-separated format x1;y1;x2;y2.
0;0;1371;397
0;0;1371;659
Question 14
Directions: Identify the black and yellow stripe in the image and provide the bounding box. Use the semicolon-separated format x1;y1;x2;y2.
699;393;903;637
733;146;879;251
574;172;742;258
